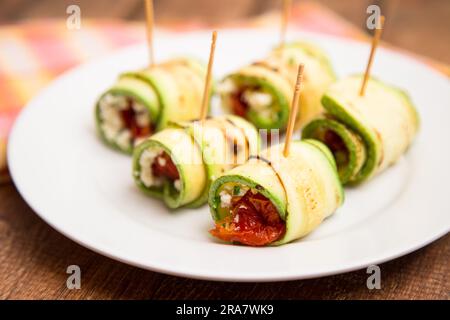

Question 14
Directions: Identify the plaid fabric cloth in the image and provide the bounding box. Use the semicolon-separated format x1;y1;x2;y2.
0;19;145;182
0;1;448;183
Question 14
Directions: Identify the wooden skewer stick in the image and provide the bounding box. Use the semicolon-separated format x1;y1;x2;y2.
145;0;155;67
280;0;292;47
200;30;218;122
359;15;385;96
283;64;304;157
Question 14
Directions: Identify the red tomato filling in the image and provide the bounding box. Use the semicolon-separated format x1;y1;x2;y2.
210;190;285;246
230;88;249;118
323;130;349;167
120;98;152;139
151;152;179;181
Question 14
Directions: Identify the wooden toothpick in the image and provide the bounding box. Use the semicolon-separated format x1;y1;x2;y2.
145;0;155;67
200;30;218;122
280;0;292;47
360;15;385;96
283;64;304;157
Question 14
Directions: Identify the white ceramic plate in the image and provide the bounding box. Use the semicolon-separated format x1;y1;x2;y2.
8;29;450;282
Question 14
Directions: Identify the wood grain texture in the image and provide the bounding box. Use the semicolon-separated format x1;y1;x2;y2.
0;0;449;300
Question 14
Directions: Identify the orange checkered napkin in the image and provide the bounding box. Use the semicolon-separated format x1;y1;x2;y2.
0;19;145;181
0;1;448;183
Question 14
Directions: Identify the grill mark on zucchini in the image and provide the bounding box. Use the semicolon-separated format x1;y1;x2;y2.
248;154;288;215
225;117;250;159
204;118;240;166
252;61;292;86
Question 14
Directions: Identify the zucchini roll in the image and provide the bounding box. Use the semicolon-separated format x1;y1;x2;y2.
303;75;419;184
95;58;207;153
208;140;344;246
217;42;335;130
132;115;259;209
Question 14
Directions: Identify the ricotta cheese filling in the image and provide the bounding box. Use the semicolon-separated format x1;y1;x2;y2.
242;90;277;122
137;147;181;192
219;79;276;122
138;148;164;188
99;93;152;150
218;183;249;208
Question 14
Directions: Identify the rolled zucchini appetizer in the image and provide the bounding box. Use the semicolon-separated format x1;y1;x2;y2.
208;140;344;246
217;42;336;130
303;75;419;184
95;58;207;153
132;115;259;209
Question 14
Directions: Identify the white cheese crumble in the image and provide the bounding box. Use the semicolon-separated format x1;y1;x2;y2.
139;149;163;188
99;94;126;143
219;191;232;208
99;95;124;141
132;102;146;112
116;130;132;150
101;93;128;110
98;94;151;148
101;122;121;142
135;111;150;127
157;156;167;167
138;148;181;192
260;109;277;121
133;102;150;127
242;91;273;111
174;179;181;191
217;79;237;94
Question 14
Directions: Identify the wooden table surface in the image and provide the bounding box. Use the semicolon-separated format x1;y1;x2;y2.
0;0;449;300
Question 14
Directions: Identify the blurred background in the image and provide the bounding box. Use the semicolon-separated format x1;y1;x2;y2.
0;0;449;63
